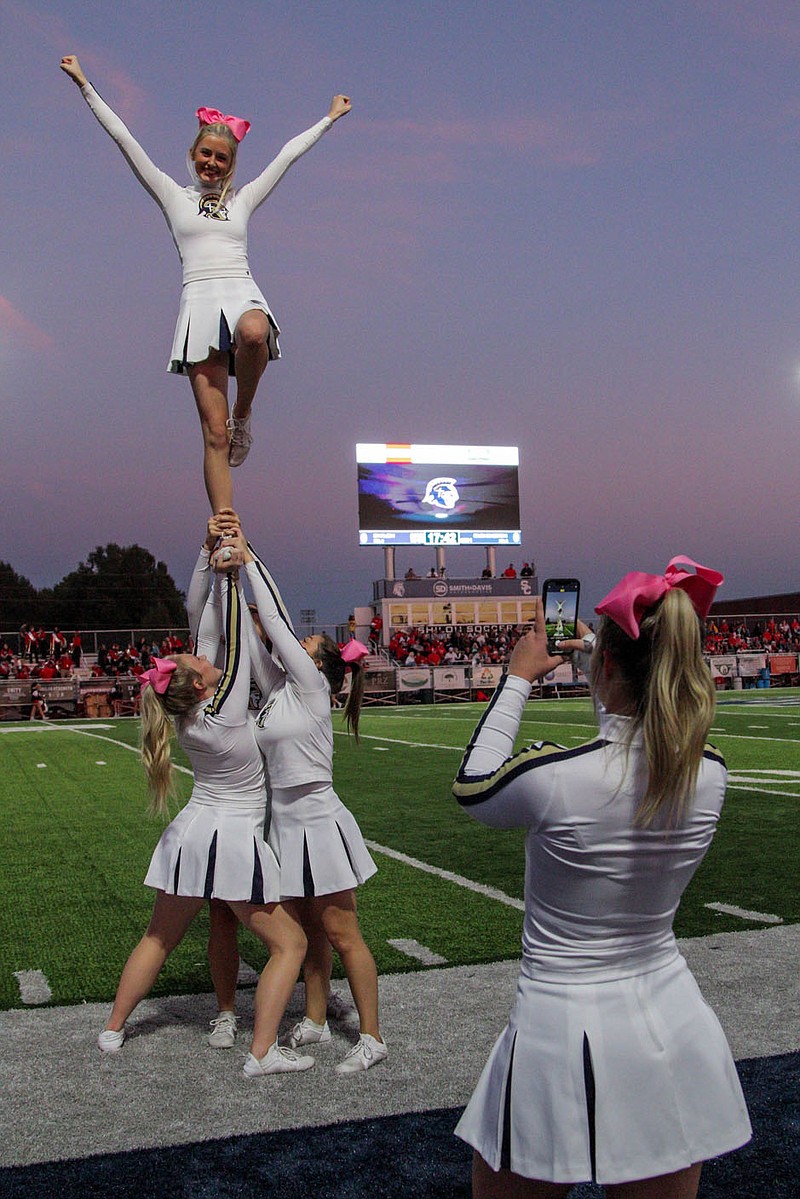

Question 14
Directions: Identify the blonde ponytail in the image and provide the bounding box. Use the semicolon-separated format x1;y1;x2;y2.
594;588;716;827
639;589;716;826
138;665;203;817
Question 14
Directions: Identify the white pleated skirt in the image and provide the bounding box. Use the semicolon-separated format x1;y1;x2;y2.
268;782;377;899
455;954;751;1185
144;797;281;904
168;275;280;375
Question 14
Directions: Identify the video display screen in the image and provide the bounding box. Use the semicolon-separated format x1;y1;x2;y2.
356;443;521;547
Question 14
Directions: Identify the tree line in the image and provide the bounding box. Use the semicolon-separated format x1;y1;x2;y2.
0;544;187;631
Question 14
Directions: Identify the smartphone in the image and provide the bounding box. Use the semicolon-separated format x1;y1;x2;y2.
542;578;580;654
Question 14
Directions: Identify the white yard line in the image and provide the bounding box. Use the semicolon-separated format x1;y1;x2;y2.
364;839;524;911
705;902;783;925
387;939;448;965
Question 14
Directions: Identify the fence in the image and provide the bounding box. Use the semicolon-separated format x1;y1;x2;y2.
2;653;797;721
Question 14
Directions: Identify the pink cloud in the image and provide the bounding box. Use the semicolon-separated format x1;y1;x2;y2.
9;0;147;122
0;296;54;352
358;101;667;174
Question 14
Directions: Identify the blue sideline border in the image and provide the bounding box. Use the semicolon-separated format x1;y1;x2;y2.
1;1053;797;1198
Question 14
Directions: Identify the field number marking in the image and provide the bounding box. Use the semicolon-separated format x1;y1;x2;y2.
14;970;52;1005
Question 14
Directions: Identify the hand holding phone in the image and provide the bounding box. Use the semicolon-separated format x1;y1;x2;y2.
542;578;580;654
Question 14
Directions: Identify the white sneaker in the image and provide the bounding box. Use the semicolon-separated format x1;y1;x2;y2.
243;1042;315;1076
208;1010;238;1048
326;990;360;1028
98;1027;125;1053
288;1017;331;1048
335;1033;388;1075
227;415;252;467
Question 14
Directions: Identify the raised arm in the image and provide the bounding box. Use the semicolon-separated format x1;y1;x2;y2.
453;602;567;829
59;54;176;206
188;514;243;662
241;602;286;702
239;94;351;213
203;573;251;724
244;559;323;694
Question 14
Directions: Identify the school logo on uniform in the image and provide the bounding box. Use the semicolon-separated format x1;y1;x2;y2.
256;698;277;727
198;194;229;221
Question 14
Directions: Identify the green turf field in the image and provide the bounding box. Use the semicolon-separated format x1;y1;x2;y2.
1;691;798;1010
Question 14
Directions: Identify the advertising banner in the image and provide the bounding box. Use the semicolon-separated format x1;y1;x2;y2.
433;666;469;690
472;665;504;690
708;656;738;678
737;654;766;678
544;663;575;685
378;577;535;599
397;669;432;692
364;669;397;693
768;654;798;675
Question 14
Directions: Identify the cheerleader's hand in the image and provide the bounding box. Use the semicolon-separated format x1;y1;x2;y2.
554;620;595;656
205;509;242;552
216;507;241;531
508;598;565;683
60;55;88;87
211;528;249;572
328;95;352;121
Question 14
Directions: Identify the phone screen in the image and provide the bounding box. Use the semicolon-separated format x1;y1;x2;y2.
542;579;580;652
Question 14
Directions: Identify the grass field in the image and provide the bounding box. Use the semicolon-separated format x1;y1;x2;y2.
1;691;798;1012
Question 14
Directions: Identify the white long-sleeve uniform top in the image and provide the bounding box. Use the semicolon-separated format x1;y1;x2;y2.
244;558;335;789
453;674;727;984
176;572;266;806
80;84;332;284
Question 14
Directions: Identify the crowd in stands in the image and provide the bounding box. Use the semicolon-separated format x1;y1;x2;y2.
4;615;799;685
703;617;800;655
401;562;536;580
386;615;800;668
0;628;189;681
388;625;529;666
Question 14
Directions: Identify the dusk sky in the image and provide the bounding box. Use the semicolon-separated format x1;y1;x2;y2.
3;1;799;627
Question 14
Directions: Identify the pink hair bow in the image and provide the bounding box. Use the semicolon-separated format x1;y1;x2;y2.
196;106;251;142
341;639;369;671
595;555;724;640
139;657;177;694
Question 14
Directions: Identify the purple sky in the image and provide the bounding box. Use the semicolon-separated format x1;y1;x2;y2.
3;1;799;626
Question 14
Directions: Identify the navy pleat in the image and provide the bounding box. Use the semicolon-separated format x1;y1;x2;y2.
302;834;315;897
499;1031;517;1170
172;848;182;893
249;839;264;905
336;824;357;873
203;831;218;900
583;1032;597;1182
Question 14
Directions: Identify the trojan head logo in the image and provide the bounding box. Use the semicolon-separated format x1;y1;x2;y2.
422;476;459;514
255;697;277;727
198;194;229;221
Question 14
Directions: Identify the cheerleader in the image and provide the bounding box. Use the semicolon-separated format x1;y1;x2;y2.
59;54;350;511
97;549;314;1077
208;526;387;1073
453;561;751;1197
